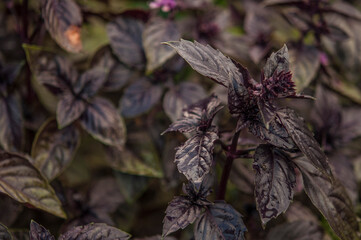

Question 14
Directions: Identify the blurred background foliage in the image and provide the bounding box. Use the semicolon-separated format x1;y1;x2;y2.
1;0;361;239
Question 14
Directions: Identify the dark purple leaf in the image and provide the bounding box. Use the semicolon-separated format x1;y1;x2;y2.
56;92;86;128
0;151;66;218
120;78;163;118
91;46;133;92
182;173;214;203
289;46;320;92
248;112;297;151
263;45;289;79
162;196;203;237
0;223;12;240
266;220;323;240
253;145;296;225
175;129;218;184
0;94;23;151
294;157;359;240
74;68;107;100
339;108;361;145
0;63;22;93
277;108;333;177
31;118;80;180
163;82;206;122
80;97;126;148
143;17;181;73
107;17;145;68
29;220;55;240
41;0;83;52
59;223;130;240
34;54;78;94
163;95;222;134
164;39;243;87
194;201;247;240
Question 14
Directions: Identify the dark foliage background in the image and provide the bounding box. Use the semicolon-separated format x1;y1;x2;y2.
1;0;361;239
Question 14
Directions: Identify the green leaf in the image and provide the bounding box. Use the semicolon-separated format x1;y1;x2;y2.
143;17;181;73
104;147;163;178
80;97;126;149
0;151;66;218
31;118;80;181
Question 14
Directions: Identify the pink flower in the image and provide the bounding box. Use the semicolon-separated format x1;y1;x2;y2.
149;0;177;12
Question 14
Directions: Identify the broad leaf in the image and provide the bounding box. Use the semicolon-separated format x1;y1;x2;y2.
175;129;218;184
107;17;145;68
59;223;130;240
104;147;163;178
0;223;12;240
277;108;333;177
194;201;247;240
29;220;55;240
0;151;66;218
164;39;242;87
56;92;86;128
163;95;222;134
266;220;323;240
32;54;78;94
289;46;320;92
163;82;206;122
31;118;80;181
253;145;296;225
294;158;359;240
41;0;83;52
0;94;23;152
80;97;126;149
73;68;107;100
248;112;297;151
162;196;203;237
120;78;162;118
263;44;289;79
143;17;180;73
91;46;133;92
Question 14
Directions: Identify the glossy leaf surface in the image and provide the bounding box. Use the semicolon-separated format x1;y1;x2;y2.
165;39;242;87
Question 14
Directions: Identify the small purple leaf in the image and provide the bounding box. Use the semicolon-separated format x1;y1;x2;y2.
162;196;203;237
29;220;55;240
